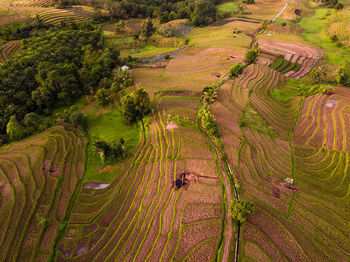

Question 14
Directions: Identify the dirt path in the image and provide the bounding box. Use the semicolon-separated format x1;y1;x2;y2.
272;2;289;22
249;1;289;48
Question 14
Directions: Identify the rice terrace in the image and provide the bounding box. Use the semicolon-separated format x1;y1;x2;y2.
0;0;349;261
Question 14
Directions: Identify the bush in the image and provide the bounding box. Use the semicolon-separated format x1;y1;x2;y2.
245;49;258;64
230;64;245;77
164;53;170;60
229;199;255;223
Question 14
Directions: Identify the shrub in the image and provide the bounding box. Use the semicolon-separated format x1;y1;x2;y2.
164;53;170;60
229;199;255;223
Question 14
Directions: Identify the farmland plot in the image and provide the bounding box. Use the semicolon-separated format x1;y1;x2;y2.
0;125;86;261
56;97;225;261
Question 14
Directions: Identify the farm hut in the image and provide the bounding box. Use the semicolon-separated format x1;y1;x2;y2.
121;65;130;71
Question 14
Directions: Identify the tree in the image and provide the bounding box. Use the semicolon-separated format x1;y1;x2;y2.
336;63;350;86
191;0;216;26
93;139;123;164
139;18;156;39
229;199;255;223
120;87;152;127
202;86;217;104
312;65;328;83
23;112;42;128
245;49;258;64
95;88;112;106
69;111;88;131
199;104;220;137
111;68;133;92
230;64;245;77
334;2;344;10
115;20;126;32
6;115;25;141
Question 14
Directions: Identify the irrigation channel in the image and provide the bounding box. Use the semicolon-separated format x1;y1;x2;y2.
198;1;290;261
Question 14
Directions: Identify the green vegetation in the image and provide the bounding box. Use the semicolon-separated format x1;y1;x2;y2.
245;49;258;64
0;27;118;136
300;8;350;66
216;2;238;14
84;108;140;182
199;104;220;137
229;199;255;223
230;64;245;77
239;104;275;136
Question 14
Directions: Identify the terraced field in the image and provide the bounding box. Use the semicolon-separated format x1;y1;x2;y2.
0;40;21;63
257;39;321;79
211;61;350;261
0;125;86;261
327;8;350;48
38;9;90;25
13;0;54;8
0;14;33;27
55;97;225;261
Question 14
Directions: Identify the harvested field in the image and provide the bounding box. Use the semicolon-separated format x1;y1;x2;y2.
0;125;86;261
133;48;245;95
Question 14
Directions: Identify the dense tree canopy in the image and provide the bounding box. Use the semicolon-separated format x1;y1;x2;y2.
0;27;119;134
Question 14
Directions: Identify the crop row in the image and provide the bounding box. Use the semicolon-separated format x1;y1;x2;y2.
0;41;21;63
38;9;89;25
292;88;350;152
13;0;53;7
249;65;303;140
57;98;223;261
270;56;302;75
0;125;85;261
150;34;185;48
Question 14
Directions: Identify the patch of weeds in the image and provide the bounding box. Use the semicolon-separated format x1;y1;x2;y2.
167;114;194;127
239;104;275;136
272;79;329;101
